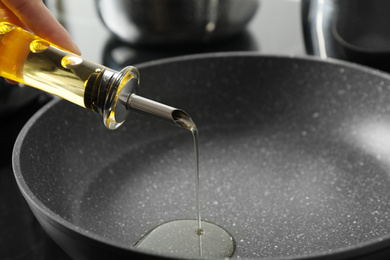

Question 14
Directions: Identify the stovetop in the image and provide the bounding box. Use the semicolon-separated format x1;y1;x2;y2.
0;94;71;260
0;0;304;259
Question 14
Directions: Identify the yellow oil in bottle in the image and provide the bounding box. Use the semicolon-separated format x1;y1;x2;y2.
0;21;104;107
0;21;139;129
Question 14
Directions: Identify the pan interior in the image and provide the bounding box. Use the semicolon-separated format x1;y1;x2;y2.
15;55;390;259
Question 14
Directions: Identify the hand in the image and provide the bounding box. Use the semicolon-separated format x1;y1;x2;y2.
0;0;81;54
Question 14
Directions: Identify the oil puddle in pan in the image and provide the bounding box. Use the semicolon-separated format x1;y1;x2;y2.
134;112;236;258
135;220;235;258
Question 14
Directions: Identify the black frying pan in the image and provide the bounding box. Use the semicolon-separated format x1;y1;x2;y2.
12;53;390;259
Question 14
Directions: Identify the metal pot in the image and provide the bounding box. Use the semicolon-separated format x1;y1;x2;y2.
302;0;390;72
96;0;260;45
13;53;390;259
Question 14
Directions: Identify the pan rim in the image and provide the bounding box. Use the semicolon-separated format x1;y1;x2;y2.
11;52;390;260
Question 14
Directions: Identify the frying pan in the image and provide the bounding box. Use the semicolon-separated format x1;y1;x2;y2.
12;53;390;259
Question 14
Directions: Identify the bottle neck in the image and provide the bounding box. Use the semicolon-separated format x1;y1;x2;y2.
84;66;140;130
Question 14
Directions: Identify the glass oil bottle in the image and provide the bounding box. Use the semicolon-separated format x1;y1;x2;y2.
0;20;187;130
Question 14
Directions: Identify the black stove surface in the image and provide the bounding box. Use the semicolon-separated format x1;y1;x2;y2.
0;165;71;260
0;95;72;260
0;0;304;259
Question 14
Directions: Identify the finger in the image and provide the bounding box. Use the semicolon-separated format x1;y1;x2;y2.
0;2;29;30
1;0;81;54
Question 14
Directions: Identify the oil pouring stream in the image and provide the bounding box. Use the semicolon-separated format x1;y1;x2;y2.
0;21;235;258
135;112;236;258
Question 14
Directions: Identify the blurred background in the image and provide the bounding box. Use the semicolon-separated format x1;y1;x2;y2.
45;0;304;64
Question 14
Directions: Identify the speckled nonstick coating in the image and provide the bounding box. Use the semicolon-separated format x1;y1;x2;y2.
12;53;390;259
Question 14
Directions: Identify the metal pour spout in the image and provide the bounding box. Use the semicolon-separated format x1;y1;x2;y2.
116;90;194;130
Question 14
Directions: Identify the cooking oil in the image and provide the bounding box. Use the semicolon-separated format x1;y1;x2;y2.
135;114;236;258
0;21;139;129
0;21;99;107
173;111;202;234
135;220;236;259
